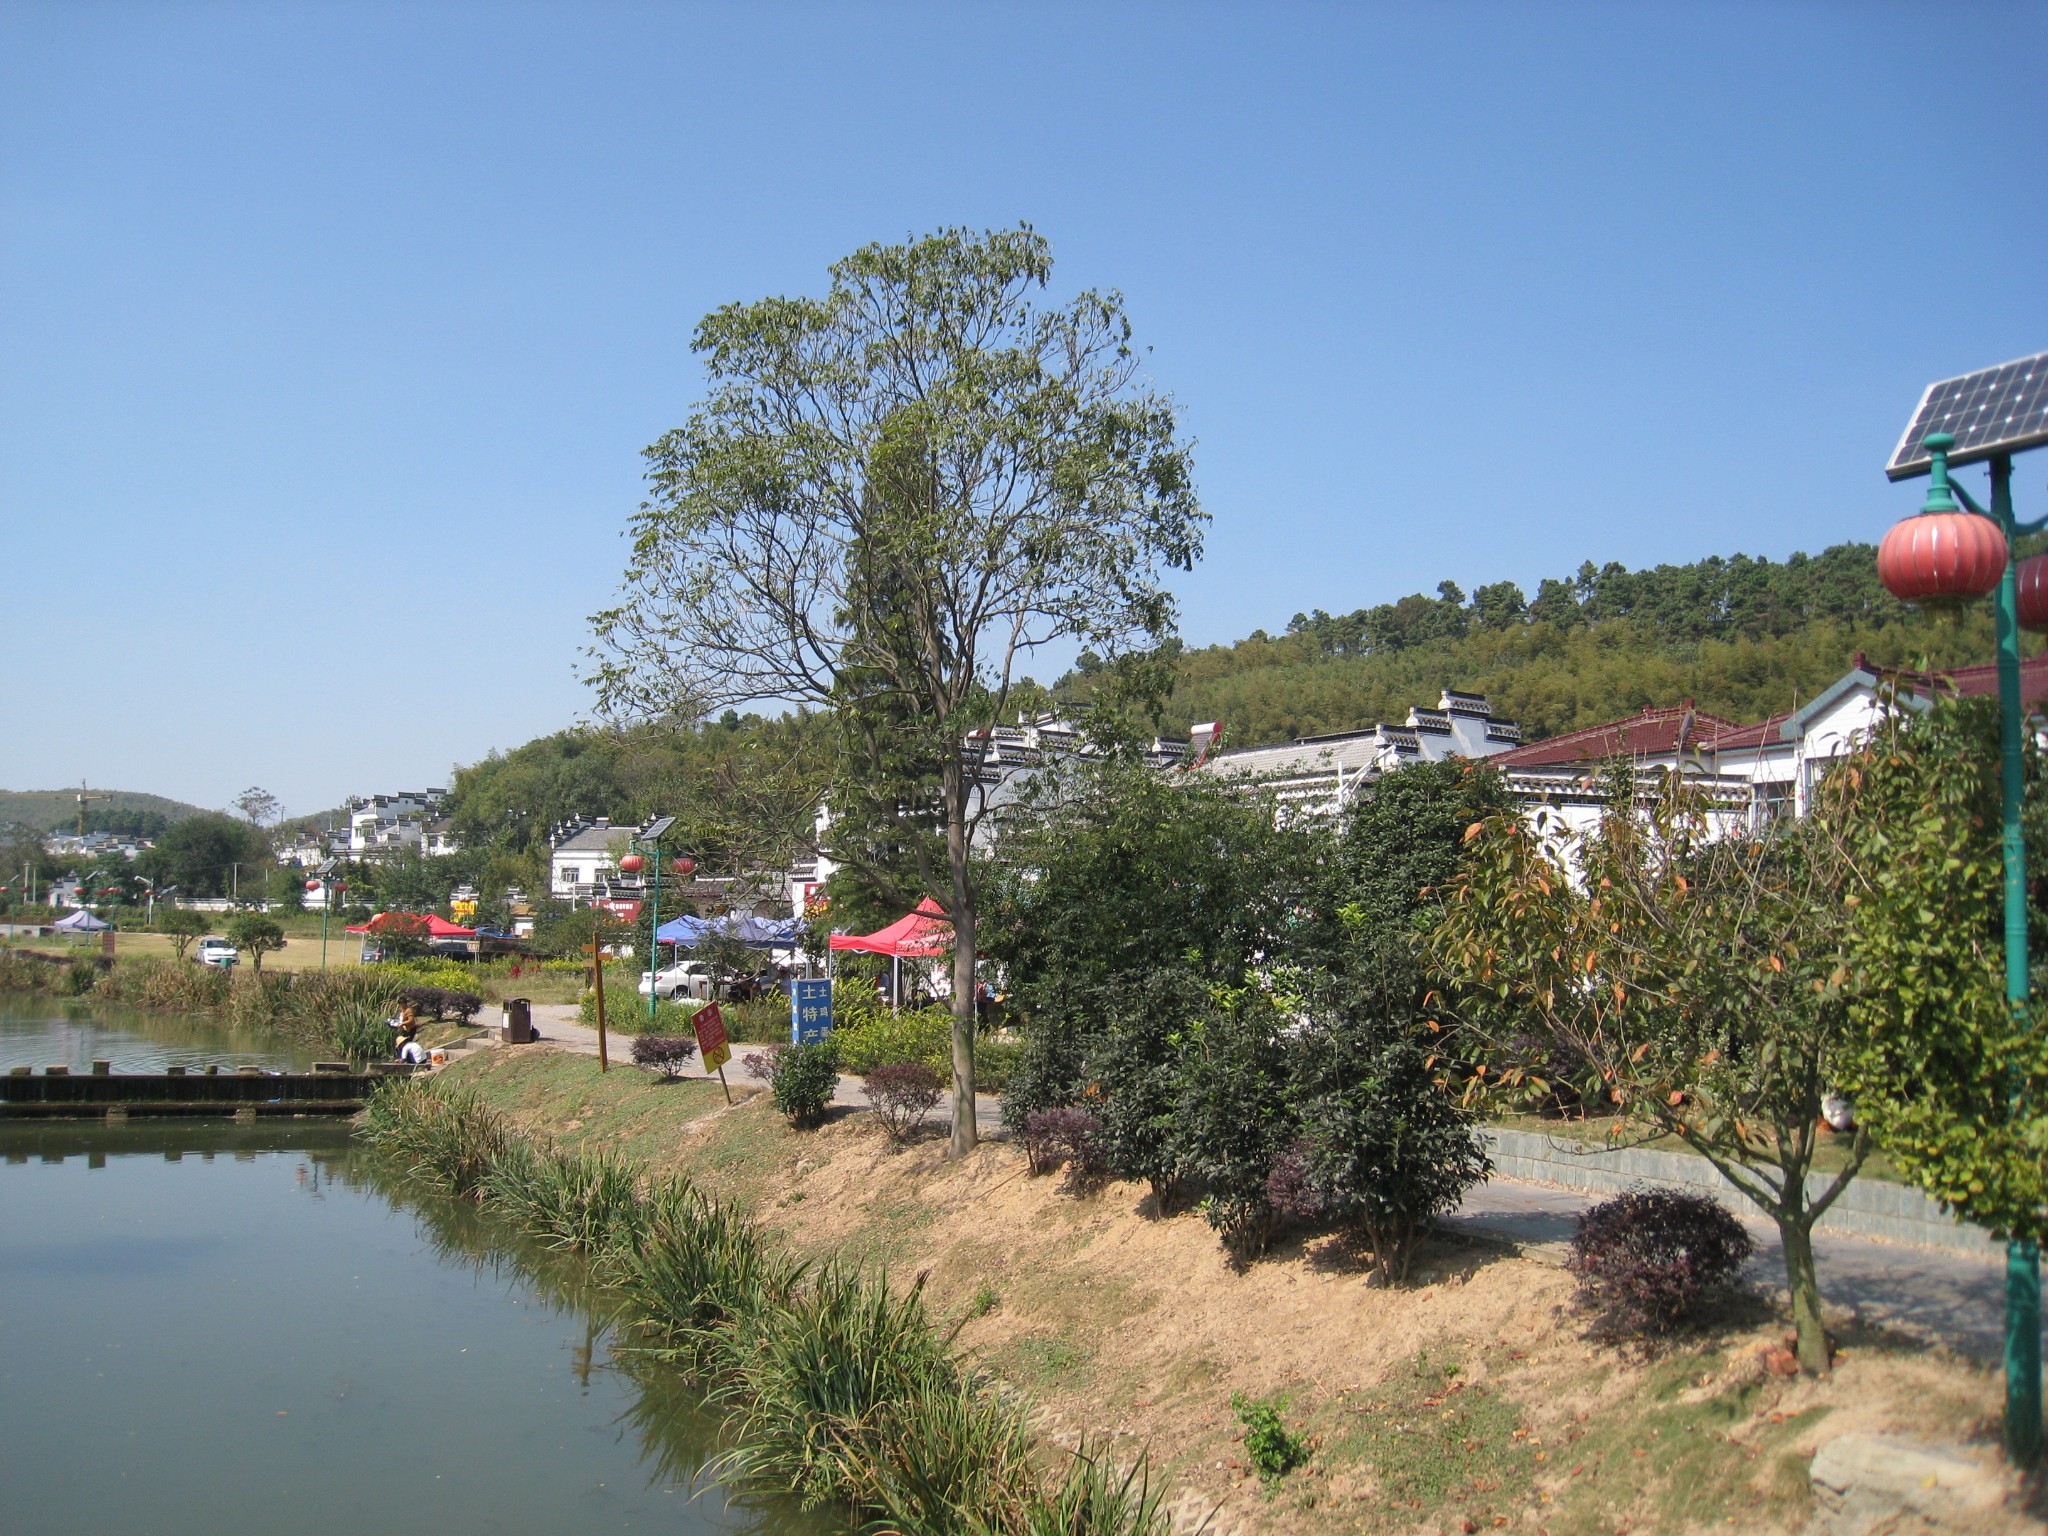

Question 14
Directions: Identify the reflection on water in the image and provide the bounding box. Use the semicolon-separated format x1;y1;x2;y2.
0;991;318;1073
0;1008;823;1536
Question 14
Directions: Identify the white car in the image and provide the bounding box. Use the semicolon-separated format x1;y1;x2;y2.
638;962;713;1001
195;938;239;969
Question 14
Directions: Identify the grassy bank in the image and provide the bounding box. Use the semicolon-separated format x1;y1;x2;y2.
359;1074;1178;1535
424;1046;2021;1536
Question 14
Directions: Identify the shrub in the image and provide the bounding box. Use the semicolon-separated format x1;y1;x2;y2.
1231;1392;1310;1484
1022;1107;1105;1182
722;995;793;1043
1289;1017;1490;1285
579;985;699;1036
832;1004;953;1075
632;1035;698;1079
397;985;484;1023
330;997;399;1065
744;1041;840;1127
1263;1141;1324;1225
1171;1001;1293;1258
1568;1189;1756;1341
65;958;100;995
864;1062;945;1142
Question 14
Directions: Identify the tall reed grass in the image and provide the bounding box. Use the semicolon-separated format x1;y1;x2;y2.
356;1078;1188;1536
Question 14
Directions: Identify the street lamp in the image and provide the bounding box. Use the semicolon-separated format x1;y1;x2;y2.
631;816;681;1025
1879;348;2048;1468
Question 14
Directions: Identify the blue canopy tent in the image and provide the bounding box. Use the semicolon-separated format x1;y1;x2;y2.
653;914;800;950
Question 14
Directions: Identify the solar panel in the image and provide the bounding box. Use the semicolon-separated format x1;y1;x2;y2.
1887;349;2048;480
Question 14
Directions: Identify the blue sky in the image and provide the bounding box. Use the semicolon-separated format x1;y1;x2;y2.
3;1;2044;815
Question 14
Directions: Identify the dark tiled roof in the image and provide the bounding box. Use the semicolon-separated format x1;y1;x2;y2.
1492;704;1745;768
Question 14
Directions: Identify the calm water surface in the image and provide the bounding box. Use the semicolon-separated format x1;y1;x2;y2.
0;991;319;1073
0;1003;808;1536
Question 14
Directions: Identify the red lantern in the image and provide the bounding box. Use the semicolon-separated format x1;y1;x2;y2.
1876;510;2006;605
2019;554;2048;634
305;879;321;891
672;857;695;876
618;853;645;874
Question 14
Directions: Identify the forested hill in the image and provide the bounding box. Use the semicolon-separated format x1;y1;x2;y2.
0;789;208;835
1135;543;2029;747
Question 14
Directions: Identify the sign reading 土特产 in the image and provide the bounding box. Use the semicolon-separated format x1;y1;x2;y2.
790;978;832;1044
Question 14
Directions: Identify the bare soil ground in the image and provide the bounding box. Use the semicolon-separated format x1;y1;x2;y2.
439;1047;2041;1536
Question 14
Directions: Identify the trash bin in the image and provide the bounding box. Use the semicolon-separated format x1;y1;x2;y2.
502;997;534;1045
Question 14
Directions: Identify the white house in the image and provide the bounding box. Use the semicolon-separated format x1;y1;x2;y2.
345;790;448;859
1197;689;1524;815
548;817;628;905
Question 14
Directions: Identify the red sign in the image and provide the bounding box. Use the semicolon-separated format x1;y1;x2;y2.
691;1002;731;1073
597;899;644;921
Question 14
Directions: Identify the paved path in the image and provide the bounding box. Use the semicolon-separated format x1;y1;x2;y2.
513;1003;1007;1134
477;1006;2022;1363
1446;1177;2027;1364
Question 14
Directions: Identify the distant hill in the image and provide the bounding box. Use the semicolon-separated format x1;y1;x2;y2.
0;789;212;835
1063;541;2039;748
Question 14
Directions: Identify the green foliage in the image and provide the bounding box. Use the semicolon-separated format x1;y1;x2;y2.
1230;1391;1310;1484
1288;1005;1490;1285
1133;547;2019;751
1433;770;1867;1373
747;1041;841;1127
578;984;699;1037
833;1004;954;1076
224;913;286;973
157;907;211;961
1830;696;2048;1247
135;813;270;898
1174;997;1294;1257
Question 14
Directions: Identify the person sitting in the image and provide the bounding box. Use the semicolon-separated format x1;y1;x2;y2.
397;1036;431;1066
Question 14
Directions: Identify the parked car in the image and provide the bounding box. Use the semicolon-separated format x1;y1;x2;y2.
639;962;713;1001
196;938;239;969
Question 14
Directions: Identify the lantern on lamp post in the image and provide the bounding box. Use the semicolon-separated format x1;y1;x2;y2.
1880;349;2048;1468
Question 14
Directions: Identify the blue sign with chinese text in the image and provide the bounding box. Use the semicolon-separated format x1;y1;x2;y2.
791;978;833;1044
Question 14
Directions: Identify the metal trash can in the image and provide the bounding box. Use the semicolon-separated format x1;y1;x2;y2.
502;997;534;1045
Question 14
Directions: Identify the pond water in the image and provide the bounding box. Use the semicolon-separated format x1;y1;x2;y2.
0;991;319;1074
0;1001;811;1536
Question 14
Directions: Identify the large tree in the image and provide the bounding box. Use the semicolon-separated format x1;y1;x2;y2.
589;225;1202;1153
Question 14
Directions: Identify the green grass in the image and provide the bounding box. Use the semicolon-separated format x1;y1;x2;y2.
1323;1352;1532;1525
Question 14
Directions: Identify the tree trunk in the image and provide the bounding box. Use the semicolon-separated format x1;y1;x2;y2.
1779;1213;1830;1374
946;801;978;1158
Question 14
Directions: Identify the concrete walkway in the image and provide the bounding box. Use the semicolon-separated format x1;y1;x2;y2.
512;1003;1007;1134
473;1005;2025;1364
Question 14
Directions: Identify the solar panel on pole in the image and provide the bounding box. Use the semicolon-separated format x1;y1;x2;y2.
1887;349;2048;480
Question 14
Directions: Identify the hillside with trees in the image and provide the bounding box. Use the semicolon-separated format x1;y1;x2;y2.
0;789;207;834
1106;542;2034;746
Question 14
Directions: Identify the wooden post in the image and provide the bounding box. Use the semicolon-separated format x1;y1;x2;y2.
591;922;609;1073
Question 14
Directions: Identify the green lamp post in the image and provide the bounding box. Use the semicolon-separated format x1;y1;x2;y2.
632;817;679;1026
1879;418;2046;1467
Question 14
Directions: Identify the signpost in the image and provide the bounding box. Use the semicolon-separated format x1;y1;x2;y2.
692;1000;732;1103
790;978;833;1044
590;922;609;1073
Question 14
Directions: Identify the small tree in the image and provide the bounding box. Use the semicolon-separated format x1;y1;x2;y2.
1827;696;2048;1249
1434;770;1866;1374
233;787;282;828
161;907;210;962
225;913;287;975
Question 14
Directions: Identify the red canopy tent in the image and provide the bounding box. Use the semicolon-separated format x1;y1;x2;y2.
345;912;477;938
828;898;952;957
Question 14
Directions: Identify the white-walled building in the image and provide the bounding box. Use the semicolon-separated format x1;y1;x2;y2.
345;790;449;859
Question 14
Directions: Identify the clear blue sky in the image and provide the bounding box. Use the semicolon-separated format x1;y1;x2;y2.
4;1;2044;816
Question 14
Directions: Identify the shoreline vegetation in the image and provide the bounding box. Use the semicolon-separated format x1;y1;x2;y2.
380;1046;2017;1536
359;1074;1182;1536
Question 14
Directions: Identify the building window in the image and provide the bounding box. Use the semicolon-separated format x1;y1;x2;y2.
562;868;580;884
